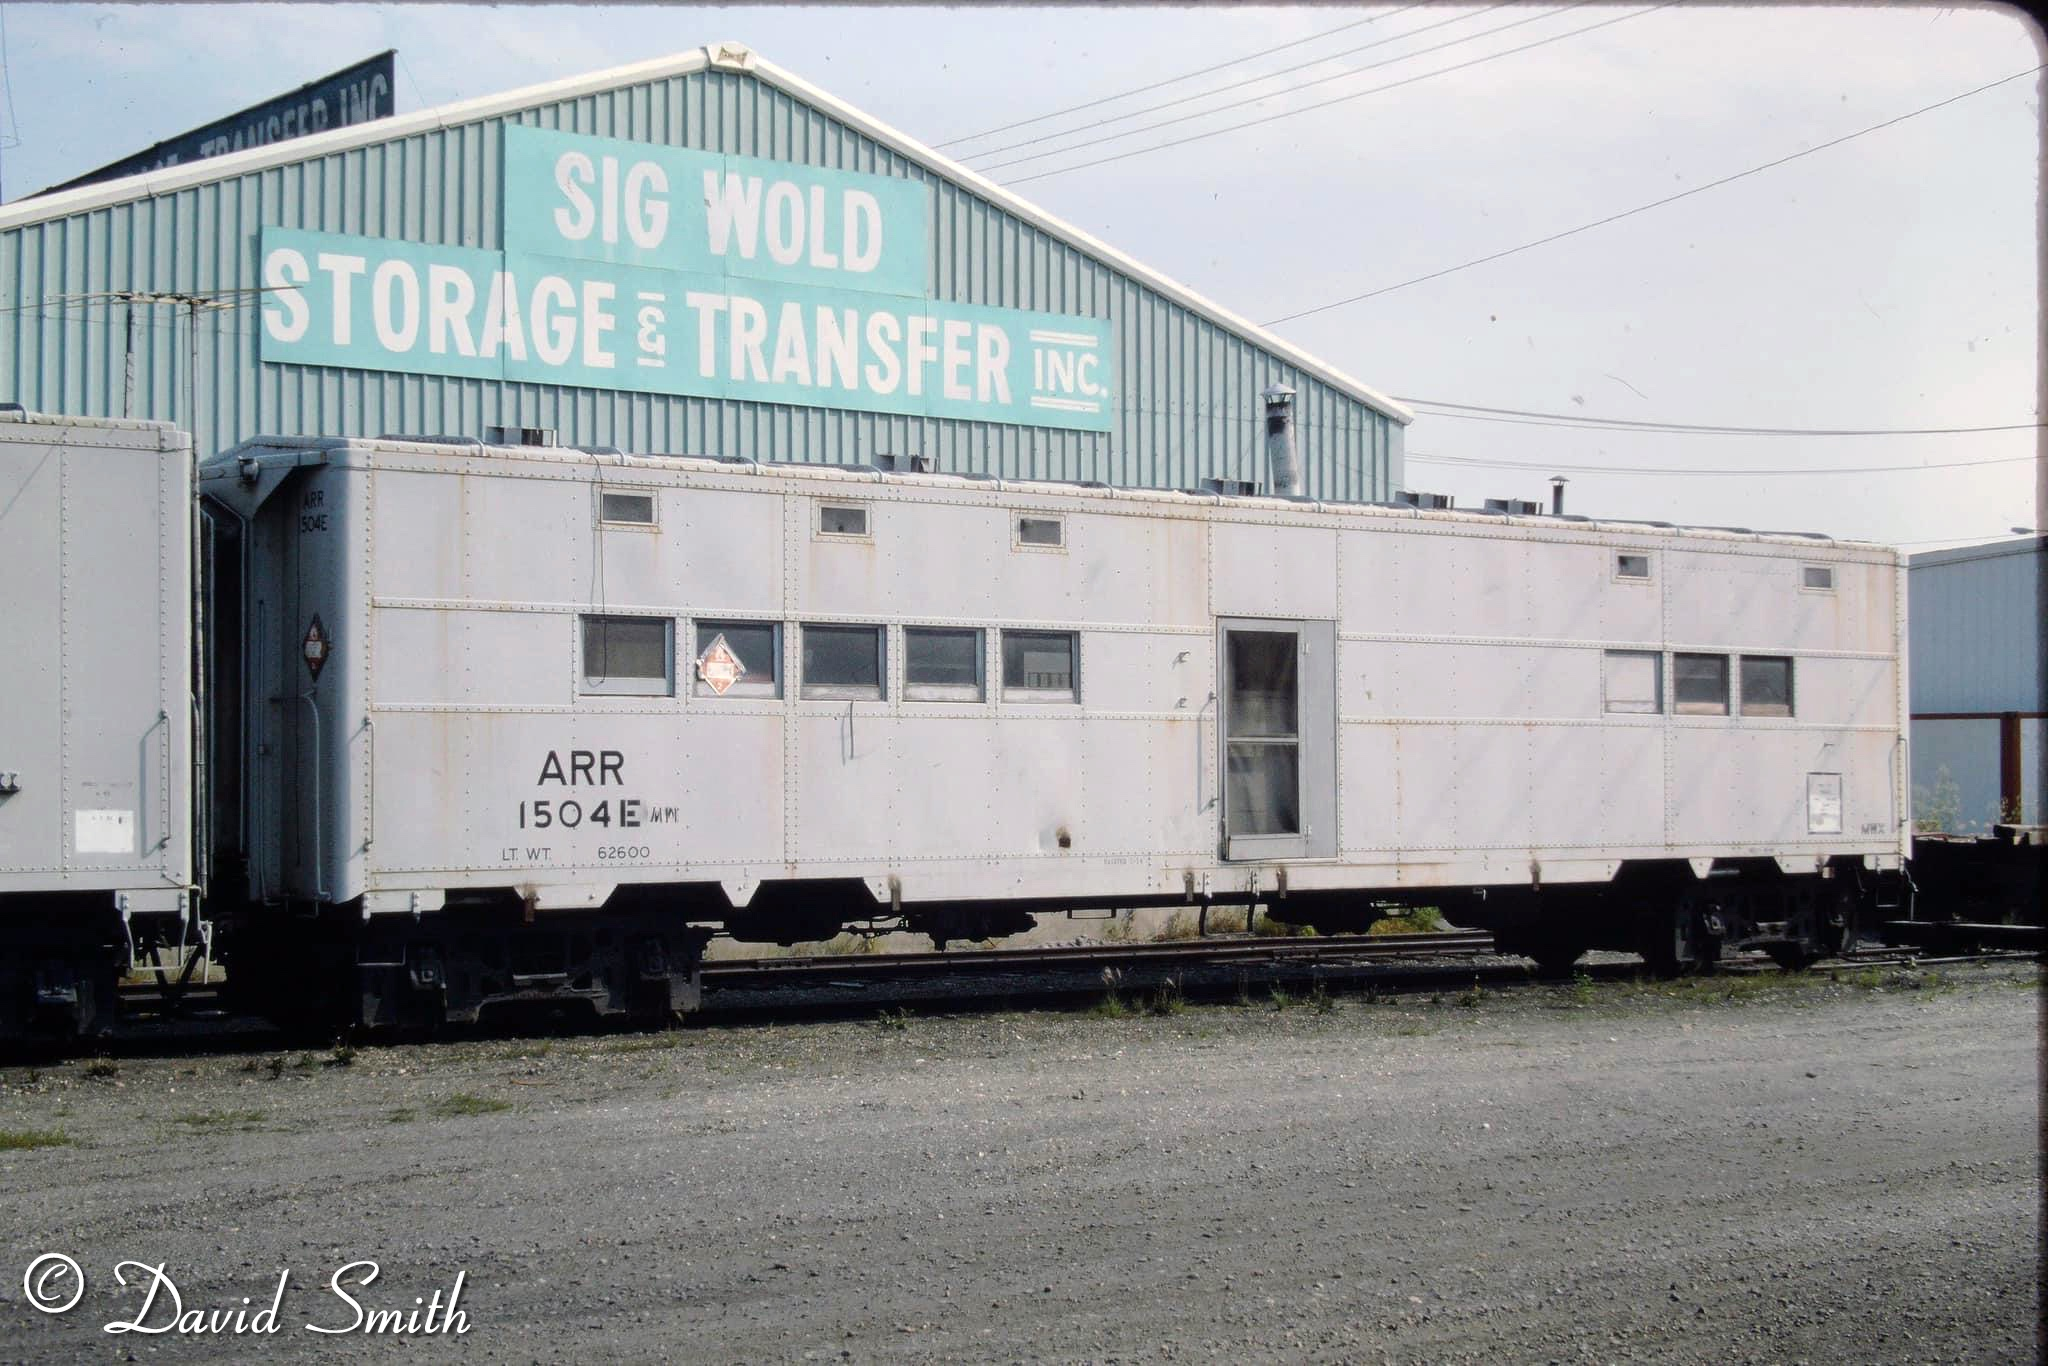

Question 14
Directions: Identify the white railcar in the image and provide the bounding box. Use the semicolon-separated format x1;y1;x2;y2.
0;411;199;1033
200;435;1909;1024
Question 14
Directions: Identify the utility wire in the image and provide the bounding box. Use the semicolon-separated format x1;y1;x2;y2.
1399;400;2045;438
1406;450;2037;476
0;6;20;203
0;7;17;149
1008;4;1667;185
963;2;1501;163
1262;63;2046;324
936;7;1415;149
991;1;1614;175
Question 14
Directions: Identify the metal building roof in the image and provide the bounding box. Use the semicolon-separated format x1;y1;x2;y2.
0;41;1411;428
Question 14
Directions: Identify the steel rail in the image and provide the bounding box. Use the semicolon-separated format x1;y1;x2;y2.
698;929;1497;988
114;939;2035;1017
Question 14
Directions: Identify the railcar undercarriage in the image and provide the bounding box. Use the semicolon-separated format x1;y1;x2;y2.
1265;859;1879;977
198;858;1908;1034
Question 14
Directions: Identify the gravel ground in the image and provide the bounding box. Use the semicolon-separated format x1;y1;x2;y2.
0;960;2038;1363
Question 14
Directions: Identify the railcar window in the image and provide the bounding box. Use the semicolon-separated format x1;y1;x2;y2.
802;624;885;700
692;620;780;698
1615;553;1651;580
1224;631;1302;837
1001;630;1078;701
1227;632;1298;736
817;503;869;537
1603;650;1663;714
1673;653;1730;715
580;615;673;696
1802;565;1834;590
1016;516;1065;549
598;491;656;526
905;627;985;702
1739;655;1794;717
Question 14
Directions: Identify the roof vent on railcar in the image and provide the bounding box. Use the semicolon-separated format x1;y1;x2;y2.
485;425;558;447
870;452;936;474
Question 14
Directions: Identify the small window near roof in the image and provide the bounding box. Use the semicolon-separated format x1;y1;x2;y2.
580;615;673;696
1802;565;1834;591
599;491;656;526
801;624;885;700
1002;630;1078;701
1616;553;1651;581
1740;655;1794;717
818;503;869;537
1673;653;1729;716
1016;516;1064;549
905;627;984;702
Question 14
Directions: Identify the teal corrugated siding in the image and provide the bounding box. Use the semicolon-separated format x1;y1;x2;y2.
1;69;1400;500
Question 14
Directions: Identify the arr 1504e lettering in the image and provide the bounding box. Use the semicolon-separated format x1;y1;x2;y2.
518;751;679;831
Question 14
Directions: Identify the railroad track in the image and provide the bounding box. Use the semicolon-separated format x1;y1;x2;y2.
119;929;2033;1005
698;928;1496;989
106;930;2038;1040
112;929;1495;1010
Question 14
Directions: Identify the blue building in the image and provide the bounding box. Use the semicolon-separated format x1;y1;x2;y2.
1909;535;2046;830
0;42;1409;498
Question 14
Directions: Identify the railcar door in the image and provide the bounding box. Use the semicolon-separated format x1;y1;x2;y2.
1217;619;1336;860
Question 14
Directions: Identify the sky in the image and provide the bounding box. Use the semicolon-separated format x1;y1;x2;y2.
0;2;2040;549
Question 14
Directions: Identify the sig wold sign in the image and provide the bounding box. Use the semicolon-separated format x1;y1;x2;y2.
259;126;1114;431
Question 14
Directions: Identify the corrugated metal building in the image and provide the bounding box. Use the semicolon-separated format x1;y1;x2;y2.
0;42;1409;498
1908;535;2046;830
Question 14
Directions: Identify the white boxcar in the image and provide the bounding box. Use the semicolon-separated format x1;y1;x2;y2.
200;435;1908;1023
0;410;194;1032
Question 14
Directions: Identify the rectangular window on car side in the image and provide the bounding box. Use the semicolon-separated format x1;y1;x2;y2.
904;627;984;702
599;490;656;526
1615;552;1651;581
1002;630;1078;701
1603;650;1663;714
1673;653;1730;715
1739;655;1794;717
817;503;869;538
1015;515;1064;549
580;615;673;696
801;624;885;700
1801;565;1834;591
692;620;780;698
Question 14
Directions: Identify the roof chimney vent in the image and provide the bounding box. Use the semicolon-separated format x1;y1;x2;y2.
1261;383;1301;497
485;425;557;447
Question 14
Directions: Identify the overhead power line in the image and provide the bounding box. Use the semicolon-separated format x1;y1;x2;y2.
1405;450;2037;476
1007;5;1667;186
1001;2;1649;180
963;2;1509;164
1399;398;2046;438
1262;63;2047;324
936;6;1419;149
